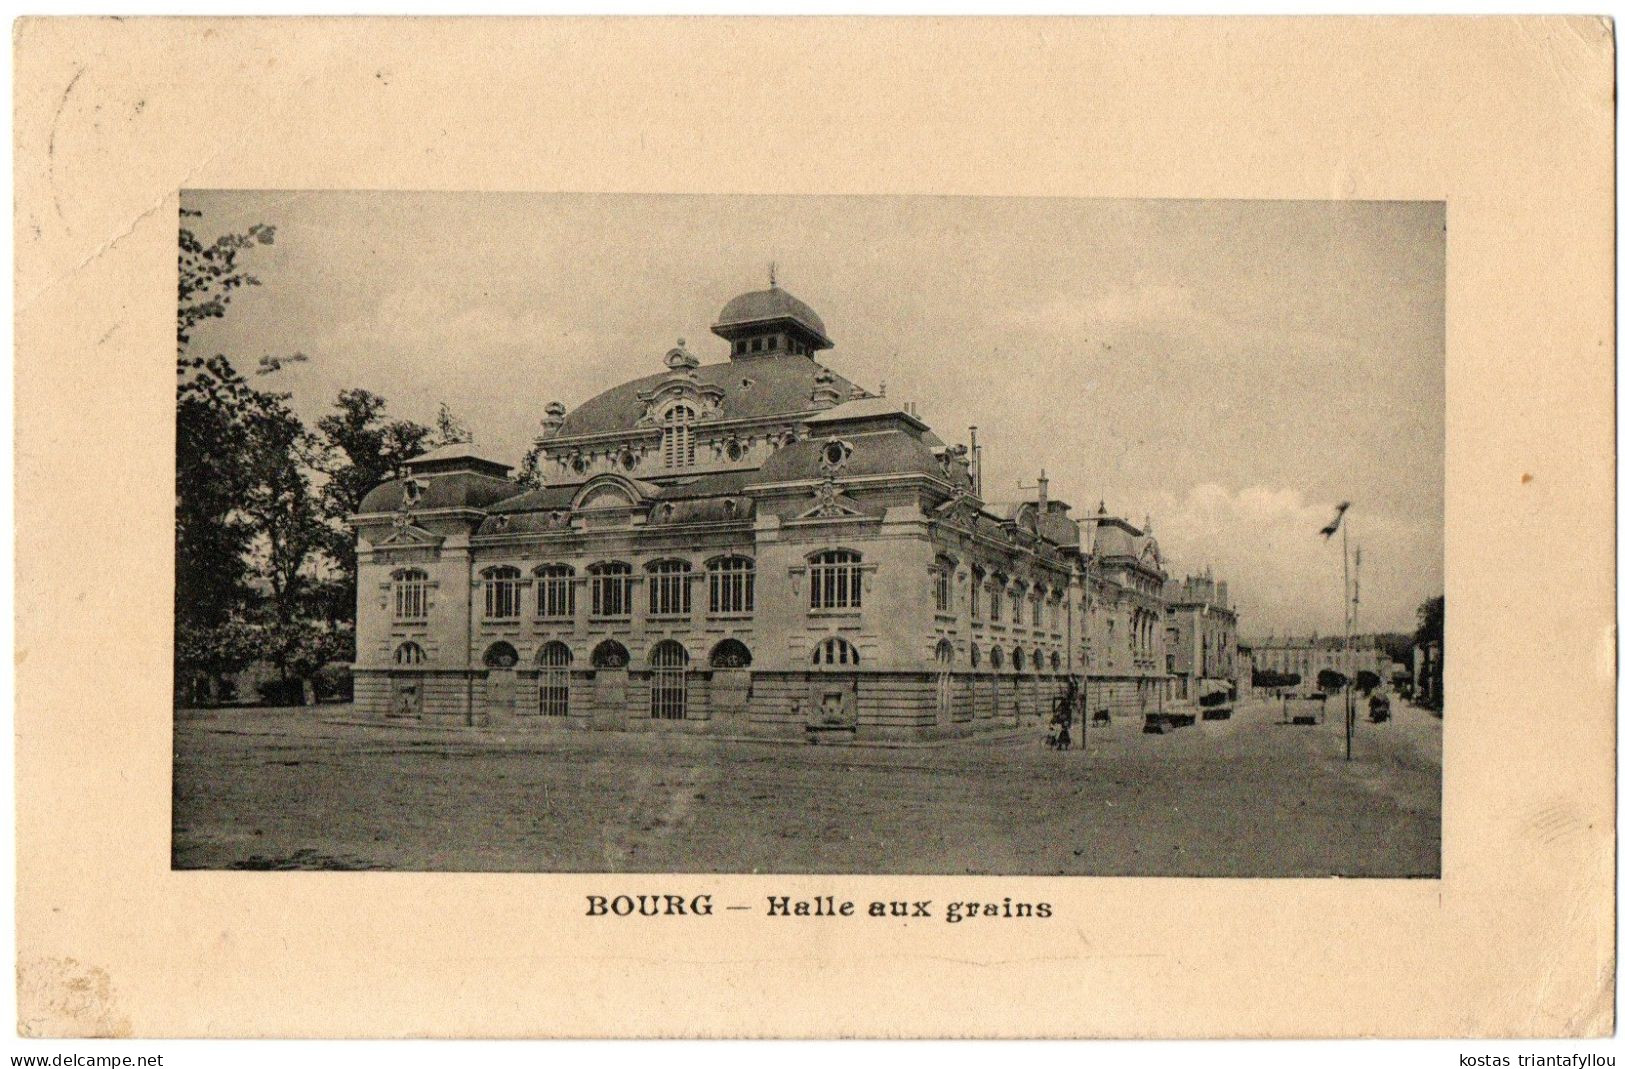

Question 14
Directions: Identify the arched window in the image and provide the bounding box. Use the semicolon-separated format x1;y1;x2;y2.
392;568;428;622
588;561;632;618
1033;648;1044;675
933;555;955;614
481;566;522;620
1010;581;1026;625
989;575;1005;622
483;641;519;668
813;637;861;667
1013;647;1026;672
1031;587;1045;629
662;404;696;469
649;640;690;719
809;549;862;611
970;566;984;620
707;555;755;615
534;564;575;620
590;639;630;669
1050;651;1062;672
710;638;752;668
990;646;1005;671
537;641;572;716
393;641;426;665
935;639;954;718
646;559;692;617
970;642;981;669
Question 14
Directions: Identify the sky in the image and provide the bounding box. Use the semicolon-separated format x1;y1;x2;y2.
182;191;1444;638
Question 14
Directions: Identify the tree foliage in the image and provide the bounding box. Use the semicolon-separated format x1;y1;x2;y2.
315;389;433;620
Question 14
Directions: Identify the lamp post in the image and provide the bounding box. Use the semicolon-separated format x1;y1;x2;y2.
1342;512;1353;762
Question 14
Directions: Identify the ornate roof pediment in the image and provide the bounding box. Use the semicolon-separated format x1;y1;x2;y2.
376;517;443;548
570;473;655;512
795;476;866;520
634;372;727;426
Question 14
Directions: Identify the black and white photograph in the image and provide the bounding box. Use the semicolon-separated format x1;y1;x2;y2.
173;191;1445;877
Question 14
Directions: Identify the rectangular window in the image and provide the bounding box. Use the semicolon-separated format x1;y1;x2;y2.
934;567;952;614
709;558;755;614
394;572;428;621
809;551;862;611
484;572;521;620
648;563;691;617
591;566;632;617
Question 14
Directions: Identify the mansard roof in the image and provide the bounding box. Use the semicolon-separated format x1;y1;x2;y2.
754;429;956;486
553;354;862;438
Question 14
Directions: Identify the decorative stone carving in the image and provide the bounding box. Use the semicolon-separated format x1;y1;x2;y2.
540;400;567;438
817;438;853;475
664;338;699;371
798;476;865;520
810;367;842;409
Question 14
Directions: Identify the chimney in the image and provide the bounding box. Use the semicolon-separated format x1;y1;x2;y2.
969;426;982;499
1038;469;1049;512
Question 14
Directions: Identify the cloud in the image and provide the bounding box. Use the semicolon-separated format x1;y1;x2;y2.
1146;483;1440;638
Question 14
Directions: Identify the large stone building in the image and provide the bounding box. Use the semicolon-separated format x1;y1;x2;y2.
348;281;1153;742
1247;633;1389;689
1076;509;1172;720
1164;569;1240;701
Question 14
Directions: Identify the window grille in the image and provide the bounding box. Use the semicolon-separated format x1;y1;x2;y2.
649;640;689;720
482;566;522;620
935;640;954;718
813;637;860;667
394;641;426;665
647;559;692;617
537;641;571;717
393;569;428;621
708;556;755;614
809;549;862;611
589;561;632;617
534;564;575;619
933;557;954;613
662;405;696;469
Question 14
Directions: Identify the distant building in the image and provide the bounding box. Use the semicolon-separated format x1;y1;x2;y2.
1078;508;1172;718
1164;568;1239;701
1248;633;1388;689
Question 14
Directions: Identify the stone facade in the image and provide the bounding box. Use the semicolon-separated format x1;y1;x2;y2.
1248;633;1389;689
1164;570;1240;701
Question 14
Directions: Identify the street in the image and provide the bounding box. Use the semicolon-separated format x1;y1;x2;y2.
173;696;1440;876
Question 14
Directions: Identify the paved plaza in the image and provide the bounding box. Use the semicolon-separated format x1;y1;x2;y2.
173;697;1440;877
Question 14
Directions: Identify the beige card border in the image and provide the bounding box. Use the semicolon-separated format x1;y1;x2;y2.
13;16;1615;1038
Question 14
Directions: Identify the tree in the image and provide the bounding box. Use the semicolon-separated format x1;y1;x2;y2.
1355;669;1381;693
516;440;547;490
1416;595;1445;711
1317;668;1347;693
177;209;275;356
176;210;280;700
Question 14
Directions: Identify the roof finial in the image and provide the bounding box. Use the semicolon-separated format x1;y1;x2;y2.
769;261;777;288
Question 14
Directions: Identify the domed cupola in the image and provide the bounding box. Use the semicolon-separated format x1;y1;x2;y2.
712;270;834;359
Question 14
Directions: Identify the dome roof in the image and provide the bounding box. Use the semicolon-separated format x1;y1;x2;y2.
713;285;831;348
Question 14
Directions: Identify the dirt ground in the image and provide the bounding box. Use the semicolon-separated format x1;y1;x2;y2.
172;695;1440;876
